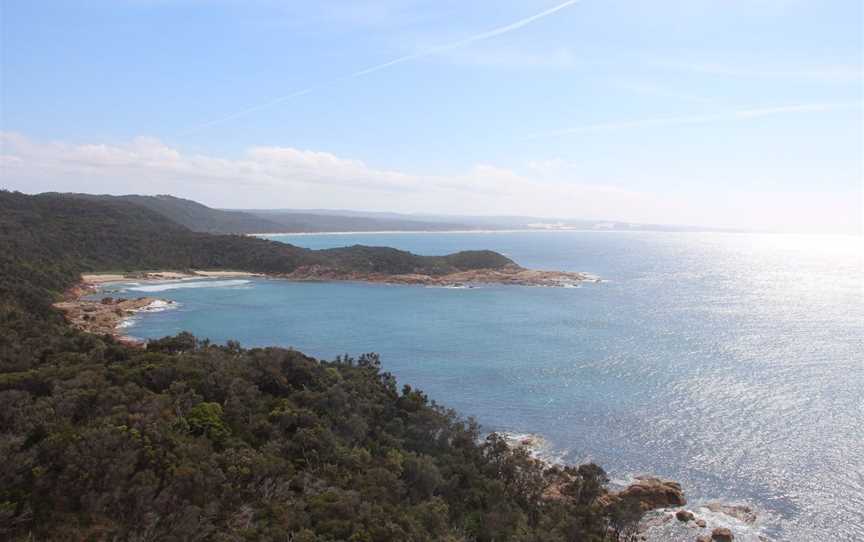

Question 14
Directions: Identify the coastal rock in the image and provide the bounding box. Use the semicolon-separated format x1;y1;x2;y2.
706;503;757;524
676;509;695;522
283;264;595;288
605;476;686;512
695;518;707;528
54;294;170;342
696;536;712;542
711;527;734;541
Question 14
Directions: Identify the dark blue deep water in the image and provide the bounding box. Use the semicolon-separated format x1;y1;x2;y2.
103;232;863;540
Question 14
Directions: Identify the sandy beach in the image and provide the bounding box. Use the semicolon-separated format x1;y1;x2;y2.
81;269;263;284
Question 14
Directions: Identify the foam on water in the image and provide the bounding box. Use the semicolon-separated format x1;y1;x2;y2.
126;279;251;293
117;299;180;330
499;431;567;465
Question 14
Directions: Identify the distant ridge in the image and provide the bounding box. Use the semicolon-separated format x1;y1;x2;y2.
58;193;288;234
54;193;742;235
57;193;472;234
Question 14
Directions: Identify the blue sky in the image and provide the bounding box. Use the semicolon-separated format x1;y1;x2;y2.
1;0;862;233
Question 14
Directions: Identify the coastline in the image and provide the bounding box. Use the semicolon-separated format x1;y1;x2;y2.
54;271;768;540
81;269;263;284
504;432;765;542
251;228;659;236
56;270;263;344
56;266;597;344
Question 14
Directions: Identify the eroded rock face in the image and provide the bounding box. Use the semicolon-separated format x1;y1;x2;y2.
608;476;686;512
711;527;734;541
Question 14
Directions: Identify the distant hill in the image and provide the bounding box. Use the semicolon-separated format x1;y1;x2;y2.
54;193;738;234
246;209;472;233
57;193;473;234
242;209;744;234
58;193;288;234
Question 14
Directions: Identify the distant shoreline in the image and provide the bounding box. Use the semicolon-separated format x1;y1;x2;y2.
250;228;768;236
252;229;545;236
252;228;662;236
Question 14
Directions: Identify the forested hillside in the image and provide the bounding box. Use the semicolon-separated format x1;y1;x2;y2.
2;192;513;279
0;190;638;541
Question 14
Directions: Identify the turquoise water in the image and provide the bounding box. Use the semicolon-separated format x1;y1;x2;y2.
105;232;863;540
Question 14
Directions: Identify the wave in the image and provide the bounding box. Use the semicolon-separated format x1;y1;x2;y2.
135;299;180;312
118;300;181;330
126;279;251;293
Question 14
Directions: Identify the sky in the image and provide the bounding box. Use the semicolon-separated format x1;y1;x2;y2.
1;0;862;234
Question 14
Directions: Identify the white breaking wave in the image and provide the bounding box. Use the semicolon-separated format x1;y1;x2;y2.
117;299;180;330
126;279;251;293
116;318;138;329
135;299;180;312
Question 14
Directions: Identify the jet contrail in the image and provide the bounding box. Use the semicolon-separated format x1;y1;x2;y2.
524;102;861;140
176;0;582;136
350;0;581;78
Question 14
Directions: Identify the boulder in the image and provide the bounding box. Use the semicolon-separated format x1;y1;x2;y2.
696;536;712;542
676;509;695;522
711;527;734;541
695;518;707;528
613;476;686;511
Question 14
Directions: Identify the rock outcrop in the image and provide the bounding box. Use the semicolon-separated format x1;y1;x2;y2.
54;294;172;343
602;476;686;512
711;527;734;541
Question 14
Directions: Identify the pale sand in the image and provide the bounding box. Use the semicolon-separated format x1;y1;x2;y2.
81;270;262;284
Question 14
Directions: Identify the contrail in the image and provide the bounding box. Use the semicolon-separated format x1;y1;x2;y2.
524;102;861;140
350;0;581;78
176;0;582;136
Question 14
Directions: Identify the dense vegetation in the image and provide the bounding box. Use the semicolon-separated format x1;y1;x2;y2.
60;193;469;234
0;190;636;540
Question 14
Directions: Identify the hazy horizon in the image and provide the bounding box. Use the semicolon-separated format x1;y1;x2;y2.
1;1;862;234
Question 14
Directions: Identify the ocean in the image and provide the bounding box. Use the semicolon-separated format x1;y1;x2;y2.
99;231;863;541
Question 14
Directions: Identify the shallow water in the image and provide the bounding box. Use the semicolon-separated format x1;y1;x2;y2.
106;231;864;540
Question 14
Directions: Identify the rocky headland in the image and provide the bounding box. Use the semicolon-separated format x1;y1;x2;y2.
53;282;180;345
280;263;597;287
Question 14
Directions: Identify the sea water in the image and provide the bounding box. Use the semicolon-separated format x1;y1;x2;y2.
103;231;863;540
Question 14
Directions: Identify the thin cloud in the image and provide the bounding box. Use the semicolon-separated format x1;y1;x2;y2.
176;0;582;136
524;102;861;140
652;60;864;82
